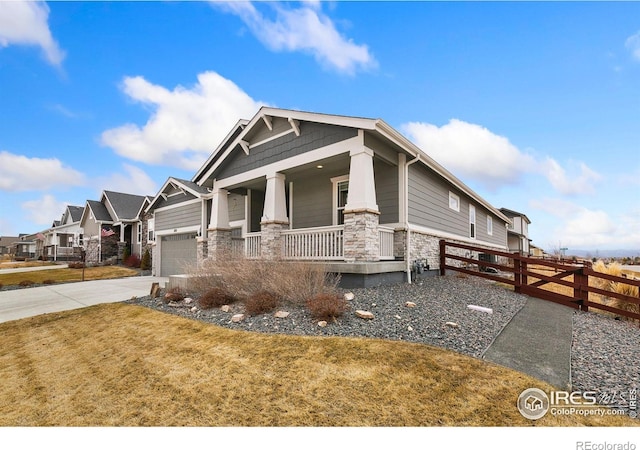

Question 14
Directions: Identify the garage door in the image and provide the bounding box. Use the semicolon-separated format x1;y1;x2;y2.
160;233;198;276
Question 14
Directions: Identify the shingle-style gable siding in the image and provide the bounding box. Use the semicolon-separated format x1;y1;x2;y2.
154;191;198;210
215;122;358;180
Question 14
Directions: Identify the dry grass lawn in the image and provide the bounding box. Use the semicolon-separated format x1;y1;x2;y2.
0;303;636;427
0;266;139;286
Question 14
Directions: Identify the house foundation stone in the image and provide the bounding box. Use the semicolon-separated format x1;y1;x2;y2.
260;222;287;259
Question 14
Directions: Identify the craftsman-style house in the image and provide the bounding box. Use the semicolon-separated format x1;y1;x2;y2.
146;107;511;287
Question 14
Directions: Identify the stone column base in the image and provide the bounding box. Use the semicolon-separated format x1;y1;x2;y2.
207;229;231;260
343;211;380;262
260;221;288;259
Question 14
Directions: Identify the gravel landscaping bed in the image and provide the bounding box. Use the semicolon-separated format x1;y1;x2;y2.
571;311;640;416
126;274;527;358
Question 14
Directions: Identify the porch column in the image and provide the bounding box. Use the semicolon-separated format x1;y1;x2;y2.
343;146;380;262
261;172;288;259
208;187;231;258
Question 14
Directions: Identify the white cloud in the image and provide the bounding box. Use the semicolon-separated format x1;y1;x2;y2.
214;1;376;75
625;30;640;62
96;164;159;197
538;158;602;195
0;150;86;192
21;194;67;226
402;119;535;190
101;71;266;171
403;119;601;195
530;199;639;250
0;1;65;66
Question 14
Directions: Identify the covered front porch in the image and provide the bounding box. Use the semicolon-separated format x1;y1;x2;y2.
205;135;404;265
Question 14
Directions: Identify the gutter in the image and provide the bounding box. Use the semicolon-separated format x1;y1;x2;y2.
405;153;421;284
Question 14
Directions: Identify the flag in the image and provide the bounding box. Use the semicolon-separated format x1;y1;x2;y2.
101;228;115;237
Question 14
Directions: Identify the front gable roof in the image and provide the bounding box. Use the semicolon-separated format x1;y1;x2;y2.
192;107;511;224
147;177;211;212
81;200;113;225
102;191;149;222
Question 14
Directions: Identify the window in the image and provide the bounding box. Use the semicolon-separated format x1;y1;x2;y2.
331;176;349;225
449;192;460;212
137;223;142;243
487;216;493;236
469;205;476;239
148;218;155;242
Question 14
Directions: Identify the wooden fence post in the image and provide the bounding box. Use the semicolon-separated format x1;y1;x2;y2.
514;257;522;294
439;240;446;276
574;268;589;311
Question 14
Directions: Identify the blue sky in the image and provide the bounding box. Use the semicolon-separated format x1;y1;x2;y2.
0;1;639;254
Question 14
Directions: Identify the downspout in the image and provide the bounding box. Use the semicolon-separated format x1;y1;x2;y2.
405;153;420;283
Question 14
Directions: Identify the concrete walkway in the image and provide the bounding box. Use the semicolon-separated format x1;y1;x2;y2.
0;264;69;274
0;276;169;324
482;296;574;390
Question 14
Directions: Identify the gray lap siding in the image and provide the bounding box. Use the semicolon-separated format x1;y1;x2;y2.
155;202;202;231
408;164;506;246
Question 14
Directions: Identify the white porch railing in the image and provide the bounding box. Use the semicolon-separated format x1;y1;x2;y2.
245;232;262;259
282;225;344;260
378;226;395;260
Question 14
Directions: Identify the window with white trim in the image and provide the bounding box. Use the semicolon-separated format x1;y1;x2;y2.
449;192;460;212
469;205;476;239
487;216;493;236
137;222;142;243
331;176;349;225
148;218;155;242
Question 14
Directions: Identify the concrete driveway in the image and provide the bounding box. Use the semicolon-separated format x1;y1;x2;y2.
0;276;168;324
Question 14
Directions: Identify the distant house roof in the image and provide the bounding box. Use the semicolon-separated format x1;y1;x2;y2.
103;191;149;222
86;200;113;222
499;208;531;224
67;205;85;222
52;220;61;227
0;236;20;248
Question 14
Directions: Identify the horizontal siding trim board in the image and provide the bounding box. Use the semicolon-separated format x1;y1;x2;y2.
154;198;202;213
408;223;507;250
156;225;201;237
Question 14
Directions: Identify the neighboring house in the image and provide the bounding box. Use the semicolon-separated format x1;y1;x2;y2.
149;107;510;286
500;208;531;256
80;191;150;264
530;243;545;258
42;205;85;261
14;233;37;260
0;236;19;257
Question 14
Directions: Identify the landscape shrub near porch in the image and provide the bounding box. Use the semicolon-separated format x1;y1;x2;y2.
188;256;340;306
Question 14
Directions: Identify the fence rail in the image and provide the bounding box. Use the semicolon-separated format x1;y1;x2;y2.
440;240;640;323
379;227;395;260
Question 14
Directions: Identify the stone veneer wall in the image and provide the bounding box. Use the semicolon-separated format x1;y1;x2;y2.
409;230;500;271
197;237;208;267
393;230;406;260
343;211;379;262
207;229;231;259
260;223;287;259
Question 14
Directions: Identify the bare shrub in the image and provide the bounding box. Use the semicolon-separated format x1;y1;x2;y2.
42;279;56;285
163;287;185;304
0;282;4;290
198;287;236;310
19;280;35;287
592;261;639;322
244;291;279;316
306;293;348;321
188;254;340;306
68;262;84;269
